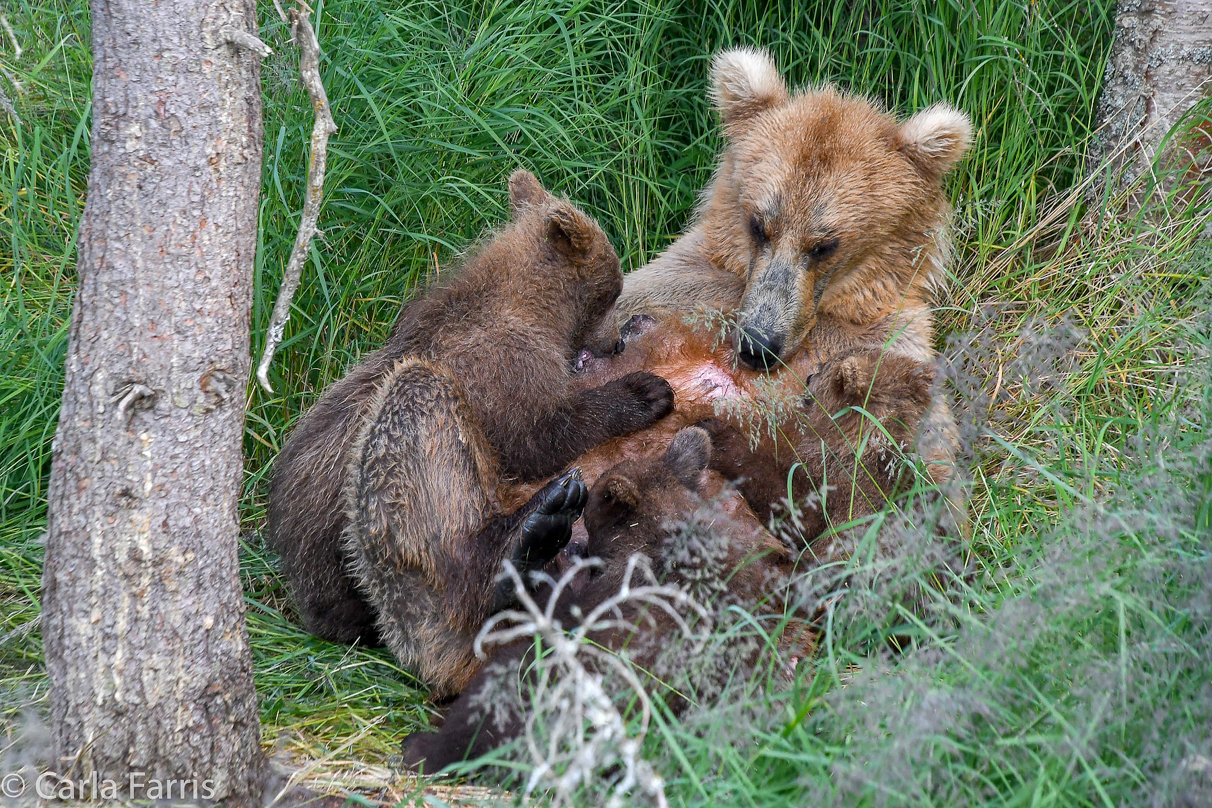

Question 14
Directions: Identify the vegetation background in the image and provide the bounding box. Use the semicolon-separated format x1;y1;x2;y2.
2;0;1208;805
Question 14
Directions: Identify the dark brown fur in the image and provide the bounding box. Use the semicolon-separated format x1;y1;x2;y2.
267;172;674;683
268;349;399;645
346;362;593;696
403;428;794;770
699;348;936;547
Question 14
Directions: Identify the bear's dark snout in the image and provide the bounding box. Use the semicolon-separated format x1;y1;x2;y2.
735;326;783;371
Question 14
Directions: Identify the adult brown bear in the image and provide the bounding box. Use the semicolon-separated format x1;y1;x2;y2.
617;47;972;502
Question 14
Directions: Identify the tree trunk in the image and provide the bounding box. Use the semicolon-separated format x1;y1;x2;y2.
1090;0;1211;204
41;0;266;803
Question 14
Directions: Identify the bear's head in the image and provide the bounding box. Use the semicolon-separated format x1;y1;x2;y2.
581;427;783;599
502;170;625;362
703;48;972;370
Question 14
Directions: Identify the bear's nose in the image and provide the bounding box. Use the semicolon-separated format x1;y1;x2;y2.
736;327;783;371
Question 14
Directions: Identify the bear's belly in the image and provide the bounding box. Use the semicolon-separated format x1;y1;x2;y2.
497;319;813;512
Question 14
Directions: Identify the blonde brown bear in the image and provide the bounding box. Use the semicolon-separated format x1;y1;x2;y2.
618;47;972;495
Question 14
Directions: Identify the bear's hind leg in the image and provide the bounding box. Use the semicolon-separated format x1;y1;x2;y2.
345;360;585;696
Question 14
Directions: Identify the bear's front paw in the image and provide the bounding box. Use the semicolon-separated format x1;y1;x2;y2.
694;417;752;480
824;351;935;413
616;370;675;427
517;468;587;570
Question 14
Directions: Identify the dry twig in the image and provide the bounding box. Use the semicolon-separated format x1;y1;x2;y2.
1;13;20;59
221;25;272;59
475;556;711;808
256;1;337;393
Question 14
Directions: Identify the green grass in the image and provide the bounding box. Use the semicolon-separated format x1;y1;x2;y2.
2;0;1210;804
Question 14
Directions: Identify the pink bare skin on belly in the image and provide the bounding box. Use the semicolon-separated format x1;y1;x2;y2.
498;318;814;517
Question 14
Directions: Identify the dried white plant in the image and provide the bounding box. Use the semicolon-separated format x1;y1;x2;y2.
475;555;712;808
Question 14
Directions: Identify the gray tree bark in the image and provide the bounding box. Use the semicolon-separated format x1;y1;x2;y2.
41;0;267;804
1091;0;1211;203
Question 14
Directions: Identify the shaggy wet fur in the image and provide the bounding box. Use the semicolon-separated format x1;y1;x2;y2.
403;428;793;769
268;171;673;693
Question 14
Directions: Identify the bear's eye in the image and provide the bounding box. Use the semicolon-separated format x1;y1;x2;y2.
809;238;839;261
748;215;768;246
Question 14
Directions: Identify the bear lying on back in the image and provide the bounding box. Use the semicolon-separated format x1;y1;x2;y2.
502;316;937;549
269;171;674;694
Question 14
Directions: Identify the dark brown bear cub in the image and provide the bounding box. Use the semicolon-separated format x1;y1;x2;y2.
700;347;937;544
268;171;674;694
403;427;792;769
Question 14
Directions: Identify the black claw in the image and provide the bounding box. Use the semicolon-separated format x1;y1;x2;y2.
571;478;588;511
495;471;588;613
517;470;586;569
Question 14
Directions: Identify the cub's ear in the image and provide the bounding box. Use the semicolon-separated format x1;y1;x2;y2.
585;469;641;536
665;427;711;489
896;105;972;181
545;204;603;260
509;169;550;216
711;47;788;136
597;473;641;515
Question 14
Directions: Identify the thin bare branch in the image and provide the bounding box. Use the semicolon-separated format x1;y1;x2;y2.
272;0;291;27
0;83;17;123
220;26;272;59
473;555;708;808
256;1;337;393
0;12;23;121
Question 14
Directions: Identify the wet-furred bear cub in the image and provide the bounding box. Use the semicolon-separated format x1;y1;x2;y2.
268;171;674;695
403;427;792;768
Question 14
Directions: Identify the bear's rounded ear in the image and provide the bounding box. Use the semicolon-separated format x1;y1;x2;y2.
545;204;601;260
665;427;711;489
509;169;550;216
600;474;641;512
711;47;788;136
895;105;972;181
